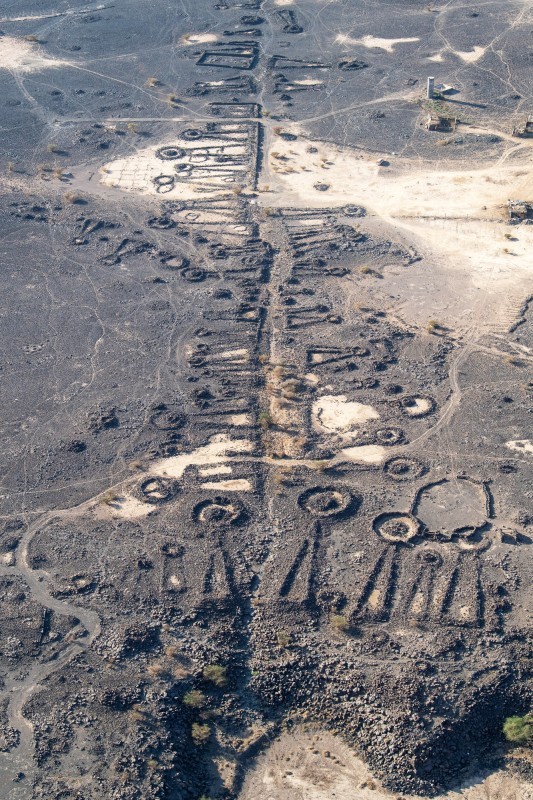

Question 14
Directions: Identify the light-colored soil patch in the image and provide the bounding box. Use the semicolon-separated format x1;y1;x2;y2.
293;79;324;86
198;465;233;476
238;729;533;800
98;495;154;519
201;478;252;491
336;33;419;52
455;46;486;63
231;413;252;426
0;36;68;73
263;135;533;307
506;439;533;455
312;395;379;434
151;434;253;479
341;444;386;464
404;397;432;416
215;348;249;361
168;574;185;590
182;33;218;45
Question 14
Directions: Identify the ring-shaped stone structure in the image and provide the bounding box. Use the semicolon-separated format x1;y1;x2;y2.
373;512;420;543
193;496;245;527
156;146;186;161
298;486;356;518
384;456;426;481
138;477;177;505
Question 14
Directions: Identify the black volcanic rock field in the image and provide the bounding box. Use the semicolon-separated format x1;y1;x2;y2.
0;1;531;798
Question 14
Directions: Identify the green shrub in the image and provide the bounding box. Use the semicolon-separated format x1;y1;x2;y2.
330;614;350;632
191;722;211;745
202;664;227;688
183;690;206;708
503;713;533;744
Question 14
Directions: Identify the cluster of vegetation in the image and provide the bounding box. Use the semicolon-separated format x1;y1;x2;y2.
330;614;350;632
202;664;228;688
503;713;533;744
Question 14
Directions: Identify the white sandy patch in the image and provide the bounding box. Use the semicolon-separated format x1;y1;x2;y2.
0;5;106;22
506;439;533;455
313;395;379;433
455;46;485;63
168;574;184;590
341;444;386;464
336;33;419;53
0;552;15;566
151;434;253;479
0;36;68;73
182;33;218;45
428;53;444;62
199;465;233;476
305;373;319;385
230;413;252;426
274;0;294;5
104;495;154;519
293;79;324;86
201;478;251;491
211;348;249;363
404;397;432;416
264;136;533;301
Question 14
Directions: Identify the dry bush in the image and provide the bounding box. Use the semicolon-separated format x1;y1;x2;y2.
101;491;118;506
258;412;273;430
147;663;167;678
64;192;85;204
183;690;207;709
276;630;291;647
202;664;227;688
330;614;350;632
191;722;211;745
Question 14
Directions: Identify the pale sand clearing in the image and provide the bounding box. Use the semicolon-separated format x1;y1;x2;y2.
312;395;379;433
404;397;432;416
231;414;252;426
336;33;419;52
168;574;185;590
182;33;219;45
263;136;533;305
428;53;445;62
201;479;252;491
293;79;324;86
0;4;106;22
151;434;253;479
506;439;533;455
455;46;486;63
239;729;533;800
199;465;233;476
213;349;249;362
99;495;154;519
0;36;68;73
274;0;294;5
341;444;386;464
